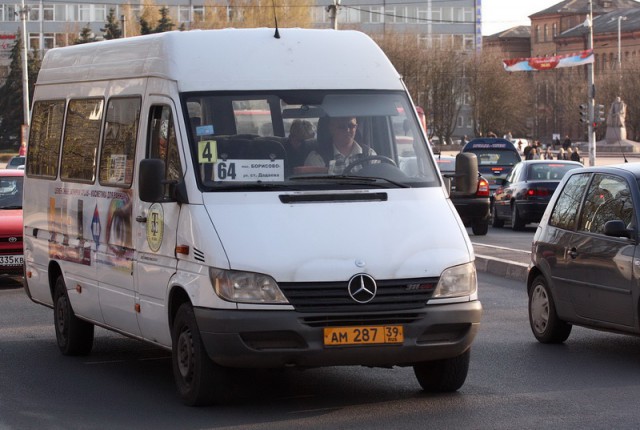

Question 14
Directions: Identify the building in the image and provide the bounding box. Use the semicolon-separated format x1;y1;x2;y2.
483;25;531;60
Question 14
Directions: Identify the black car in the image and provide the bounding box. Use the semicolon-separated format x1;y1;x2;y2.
437;155;491;236
461;138;521;193
528;163;639;344
492;160;582;230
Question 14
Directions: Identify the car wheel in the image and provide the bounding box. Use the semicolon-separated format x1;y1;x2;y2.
472;220;489;236
413;349;470;392
492;205;504;228
172;302;228;406
511;204;526;231
53;276;94;356
528;275;571;344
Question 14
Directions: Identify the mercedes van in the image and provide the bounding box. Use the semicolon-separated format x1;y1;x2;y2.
22;29;482;405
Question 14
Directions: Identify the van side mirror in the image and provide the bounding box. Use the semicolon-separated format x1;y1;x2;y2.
139;159;166;203
455;153;478;195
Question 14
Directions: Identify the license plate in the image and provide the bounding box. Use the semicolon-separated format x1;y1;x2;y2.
324;325;404;346
0;255;23;266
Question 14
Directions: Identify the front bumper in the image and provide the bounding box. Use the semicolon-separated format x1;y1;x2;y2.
195;301;482;368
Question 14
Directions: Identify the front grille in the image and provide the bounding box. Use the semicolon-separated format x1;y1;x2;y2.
279;277;437;313
0;236;22;244
302;312;424;328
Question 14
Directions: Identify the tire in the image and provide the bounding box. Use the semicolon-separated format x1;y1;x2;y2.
172;302;228;406
511;204;525;231
492;205;504;228
472;220;489;236
413;349;470;392
53;276;94;356
528;275;572;344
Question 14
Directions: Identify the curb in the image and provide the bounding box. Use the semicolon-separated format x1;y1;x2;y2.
475;254;528;282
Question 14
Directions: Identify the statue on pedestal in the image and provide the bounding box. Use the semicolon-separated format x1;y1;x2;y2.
605;96;627;142
607;97;626;128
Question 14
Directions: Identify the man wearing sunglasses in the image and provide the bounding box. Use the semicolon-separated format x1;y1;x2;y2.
304;116;376;174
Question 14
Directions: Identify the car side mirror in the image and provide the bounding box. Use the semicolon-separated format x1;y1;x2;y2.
604;219;633;239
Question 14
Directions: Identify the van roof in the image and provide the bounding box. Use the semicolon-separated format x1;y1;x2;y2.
37;28;404;92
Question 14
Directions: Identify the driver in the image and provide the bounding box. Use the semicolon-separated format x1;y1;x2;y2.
304;116;376;174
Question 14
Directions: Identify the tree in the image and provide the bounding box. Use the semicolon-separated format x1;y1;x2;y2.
467;50;532;138
101;8;122;40
74;25;97;44
0;31;39;150
140;6;175;35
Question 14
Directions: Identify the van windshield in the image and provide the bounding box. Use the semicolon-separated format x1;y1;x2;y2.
183;90;439;190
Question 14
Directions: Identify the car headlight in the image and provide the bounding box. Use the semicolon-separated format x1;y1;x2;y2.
210;268;289;304
433;262;477;299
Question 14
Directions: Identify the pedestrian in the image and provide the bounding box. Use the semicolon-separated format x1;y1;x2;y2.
562;135;571;150
570;147;581;163
517;140;523;153
566;147;573;161
557;148;565;160
544;147;553;160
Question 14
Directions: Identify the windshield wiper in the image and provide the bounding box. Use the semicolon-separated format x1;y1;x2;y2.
1;205;22;209
289;174;411;188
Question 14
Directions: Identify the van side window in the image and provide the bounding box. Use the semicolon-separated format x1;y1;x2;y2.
60;98;104;183
549;173;590;230
578;174;632;234
27;100;65;178
148;105;182;195
99;97;141;187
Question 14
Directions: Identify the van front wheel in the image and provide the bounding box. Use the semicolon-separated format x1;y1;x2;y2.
53;276;94;356
172;302;227;406
413;349;470;392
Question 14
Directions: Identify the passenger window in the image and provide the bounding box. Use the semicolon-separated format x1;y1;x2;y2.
27;100;65;178
60;98;104;182
148;105;182;197
99;97;141;187
549;173;590;230
579;174;633;234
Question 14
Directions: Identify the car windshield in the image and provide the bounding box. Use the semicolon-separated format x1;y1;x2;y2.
183;90;439;191
0;176;23;208
465;149;520;167
526;162;580;181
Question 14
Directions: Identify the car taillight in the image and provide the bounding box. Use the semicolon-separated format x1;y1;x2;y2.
477;178;490;197
526;188;550;198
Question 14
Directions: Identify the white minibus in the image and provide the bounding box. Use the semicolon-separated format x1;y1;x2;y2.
23;28;482;405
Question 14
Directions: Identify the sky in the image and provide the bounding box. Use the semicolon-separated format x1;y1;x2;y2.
481;0;561;35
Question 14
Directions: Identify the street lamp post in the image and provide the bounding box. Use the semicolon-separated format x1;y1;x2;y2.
20;0;30;128
586;0;596;167
617;16;627;70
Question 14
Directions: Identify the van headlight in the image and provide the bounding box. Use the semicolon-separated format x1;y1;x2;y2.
433;262;477;298
210;268;289;304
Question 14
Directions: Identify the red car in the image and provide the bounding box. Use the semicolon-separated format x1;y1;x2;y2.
0;169;23;276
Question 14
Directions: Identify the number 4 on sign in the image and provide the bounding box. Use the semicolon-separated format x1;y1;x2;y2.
198;140;218;163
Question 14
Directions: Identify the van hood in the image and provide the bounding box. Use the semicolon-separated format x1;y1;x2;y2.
203;188;472;283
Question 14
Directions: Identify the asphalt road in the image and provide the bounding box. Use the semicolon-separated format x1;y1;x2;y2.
3;272;640;429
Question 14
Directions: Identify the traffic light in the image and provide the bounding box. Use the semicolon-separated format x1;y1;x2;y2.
579;103;589;124
596;104;605;123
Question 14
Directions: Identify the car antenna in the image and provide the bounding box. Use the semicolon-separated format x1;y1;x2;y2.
272;0;280;39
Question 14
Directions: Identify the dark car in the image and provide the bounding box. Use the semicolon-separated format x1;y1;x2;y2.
437;155;491;236
492;160;582;230
528;163;640;344
5;156;25;170
0;169;23;276
461;138;521;193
